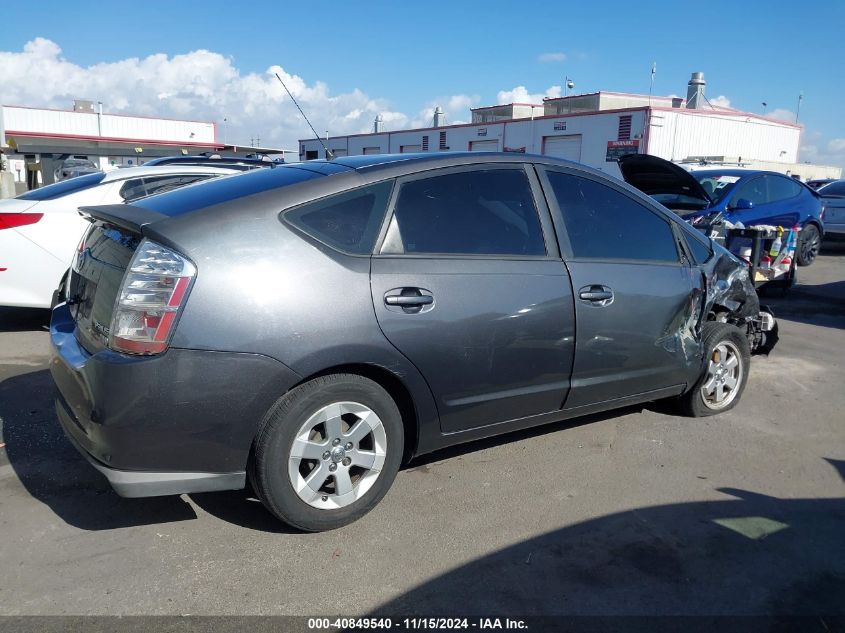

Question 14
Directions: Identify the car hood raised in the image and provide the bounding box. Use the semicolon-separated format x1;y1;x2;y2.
618;154;713;207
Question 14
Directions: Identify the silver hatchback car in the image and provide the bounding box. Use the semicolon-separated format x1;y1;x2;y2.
50;153;775;531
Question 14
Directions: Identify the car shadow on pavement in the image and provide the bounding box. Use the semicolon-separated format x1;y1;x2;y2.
371;471;845;622
0;307;51;332
1;369;198;530
406;403;653;470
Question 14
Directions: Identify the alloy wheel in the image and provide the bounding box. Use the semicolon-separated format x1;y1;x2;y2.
287;401;387;509
700;341;743;410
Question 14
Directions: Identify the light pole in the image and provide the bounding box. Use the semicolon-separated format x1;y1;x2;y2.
564;77;574;97
795;93;803;124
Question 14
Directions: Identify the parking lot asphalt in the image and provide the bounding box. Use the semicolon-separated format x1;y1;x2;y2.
0;246;843;617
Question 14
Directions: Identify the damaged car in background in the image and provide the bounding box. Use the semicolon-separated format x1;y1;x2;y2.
49;153;776;532
618;154;824;266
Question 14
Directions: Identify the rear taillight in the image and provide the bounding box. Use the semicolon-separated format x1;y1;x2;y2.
0;213;43;230
109;239;196;355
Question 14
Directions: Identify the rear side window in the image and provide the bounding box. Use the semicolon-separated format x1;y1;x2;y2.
17;172;106;201
546;171;679;262
679;223;713;264
767;175;803;202
284;181;393;255
385;168;546;256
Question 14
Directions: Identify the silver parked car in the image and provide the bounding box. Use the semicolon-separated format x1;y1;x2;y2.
819;180;845;237
50;153;775;531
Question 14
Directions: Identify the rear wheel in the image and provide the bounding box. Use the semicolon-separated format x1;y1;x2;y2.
679;322;750;417
250;373;403;532
797;224;820;267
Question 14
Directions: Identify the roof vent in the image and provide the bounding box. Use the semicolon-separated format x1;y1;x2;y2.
433;106;445;128
686;72;706;109
373;114;384;133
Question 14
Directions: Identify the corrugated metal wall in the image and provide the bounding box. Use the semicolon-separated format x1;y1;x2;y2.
646;110;800;163
3;106;215;144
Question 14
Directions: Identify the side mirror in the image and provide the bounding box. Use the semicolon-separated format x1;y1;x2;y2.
733;198;754;211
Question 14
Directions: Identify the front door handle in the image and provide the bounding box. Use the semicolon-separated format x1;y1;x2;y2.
385;294;434;307
578;285;614;306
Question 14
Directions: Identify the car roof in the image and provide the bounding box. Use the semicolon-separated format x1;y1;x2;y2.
101;165;240;182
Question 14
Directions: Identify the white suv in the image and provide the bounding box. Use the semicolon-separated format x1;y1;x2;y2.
0;165;239;308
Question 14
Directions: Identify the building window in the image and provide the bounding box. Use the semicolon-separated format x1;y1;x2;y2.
422;135;429;151
305;150;318;160
618;115;632;141
439;131;448;150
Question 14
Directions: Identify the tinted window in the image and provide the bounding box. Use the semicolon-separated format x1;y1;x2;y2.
731;176;768;206
388;169;545;256
17;172;106;201
767;175;803;202
119;175;213;202
679;223;713;264
546;171;679;262
285;181;393;255
132;166;323;217
820;181;845;196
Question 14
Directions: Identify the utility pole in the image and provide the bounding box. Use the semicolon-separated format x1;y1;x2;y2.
648;63;656;106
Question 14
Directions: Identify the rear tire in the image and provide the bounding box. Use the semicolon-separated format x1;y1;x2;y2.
679;322;750;417
251;374;403;532
797;224;820;267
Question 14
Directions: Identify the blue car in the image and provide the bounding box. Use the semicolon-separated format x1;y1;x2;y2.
619;155;824;266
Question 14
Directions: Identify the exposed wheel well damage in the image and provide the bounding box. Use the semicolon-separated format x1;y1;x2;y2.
297;363;419;464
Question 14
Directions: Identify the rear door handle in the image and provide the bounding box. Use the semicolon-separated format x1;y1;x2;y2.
578;285;614;306
385;295;434;307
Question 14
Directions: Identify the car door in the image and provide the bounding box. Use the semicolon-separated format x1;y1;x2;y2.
760;174;804;227
730;175;800;227
370;164;576;434
537;166;697;410
820;181;845;234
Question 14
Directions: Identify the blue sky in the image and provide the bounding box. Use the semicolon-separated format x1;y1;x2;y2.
2;1;844;166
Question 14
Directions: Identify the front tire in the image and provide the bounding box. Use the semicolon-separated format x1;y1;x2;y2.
797;224;820;267
679;322;750;417
251;374;404;532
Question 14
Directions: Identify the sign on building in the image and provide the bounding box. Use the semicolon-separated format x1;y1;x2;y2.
606;139;640;162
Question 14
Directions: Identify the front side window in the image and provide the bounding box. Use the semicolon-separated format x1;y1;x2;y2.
731;176;769;207
284;180;393;255
545;170;679;263
385;168;546;256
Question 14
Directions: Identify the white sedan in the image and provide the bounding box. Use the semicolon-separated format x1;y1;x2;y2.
0;165;239;309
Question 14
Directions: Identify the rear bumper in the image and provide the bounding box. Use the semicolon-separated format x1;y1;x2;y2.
49;303;302;497
55;401;245;497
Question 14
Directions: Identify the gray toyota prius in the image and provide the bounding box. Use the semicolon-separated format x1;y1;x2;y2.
50;153;775;531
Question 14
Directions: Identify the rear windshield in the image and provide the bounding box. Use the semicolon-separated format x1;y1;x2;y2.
131;166;324;217
17;172;106;201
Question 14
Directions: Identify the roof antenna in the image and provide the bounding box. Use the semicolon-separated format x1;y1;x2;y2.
274;72;333;160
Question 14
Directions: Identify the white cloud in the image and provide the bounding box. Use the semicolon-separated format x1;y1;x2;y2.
828;138;845;153
767;108;796;123
496;85;561;105
0;38;479;149
538;52;567;63
409;93;481;128
710;95;732;108
800;133;845;170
